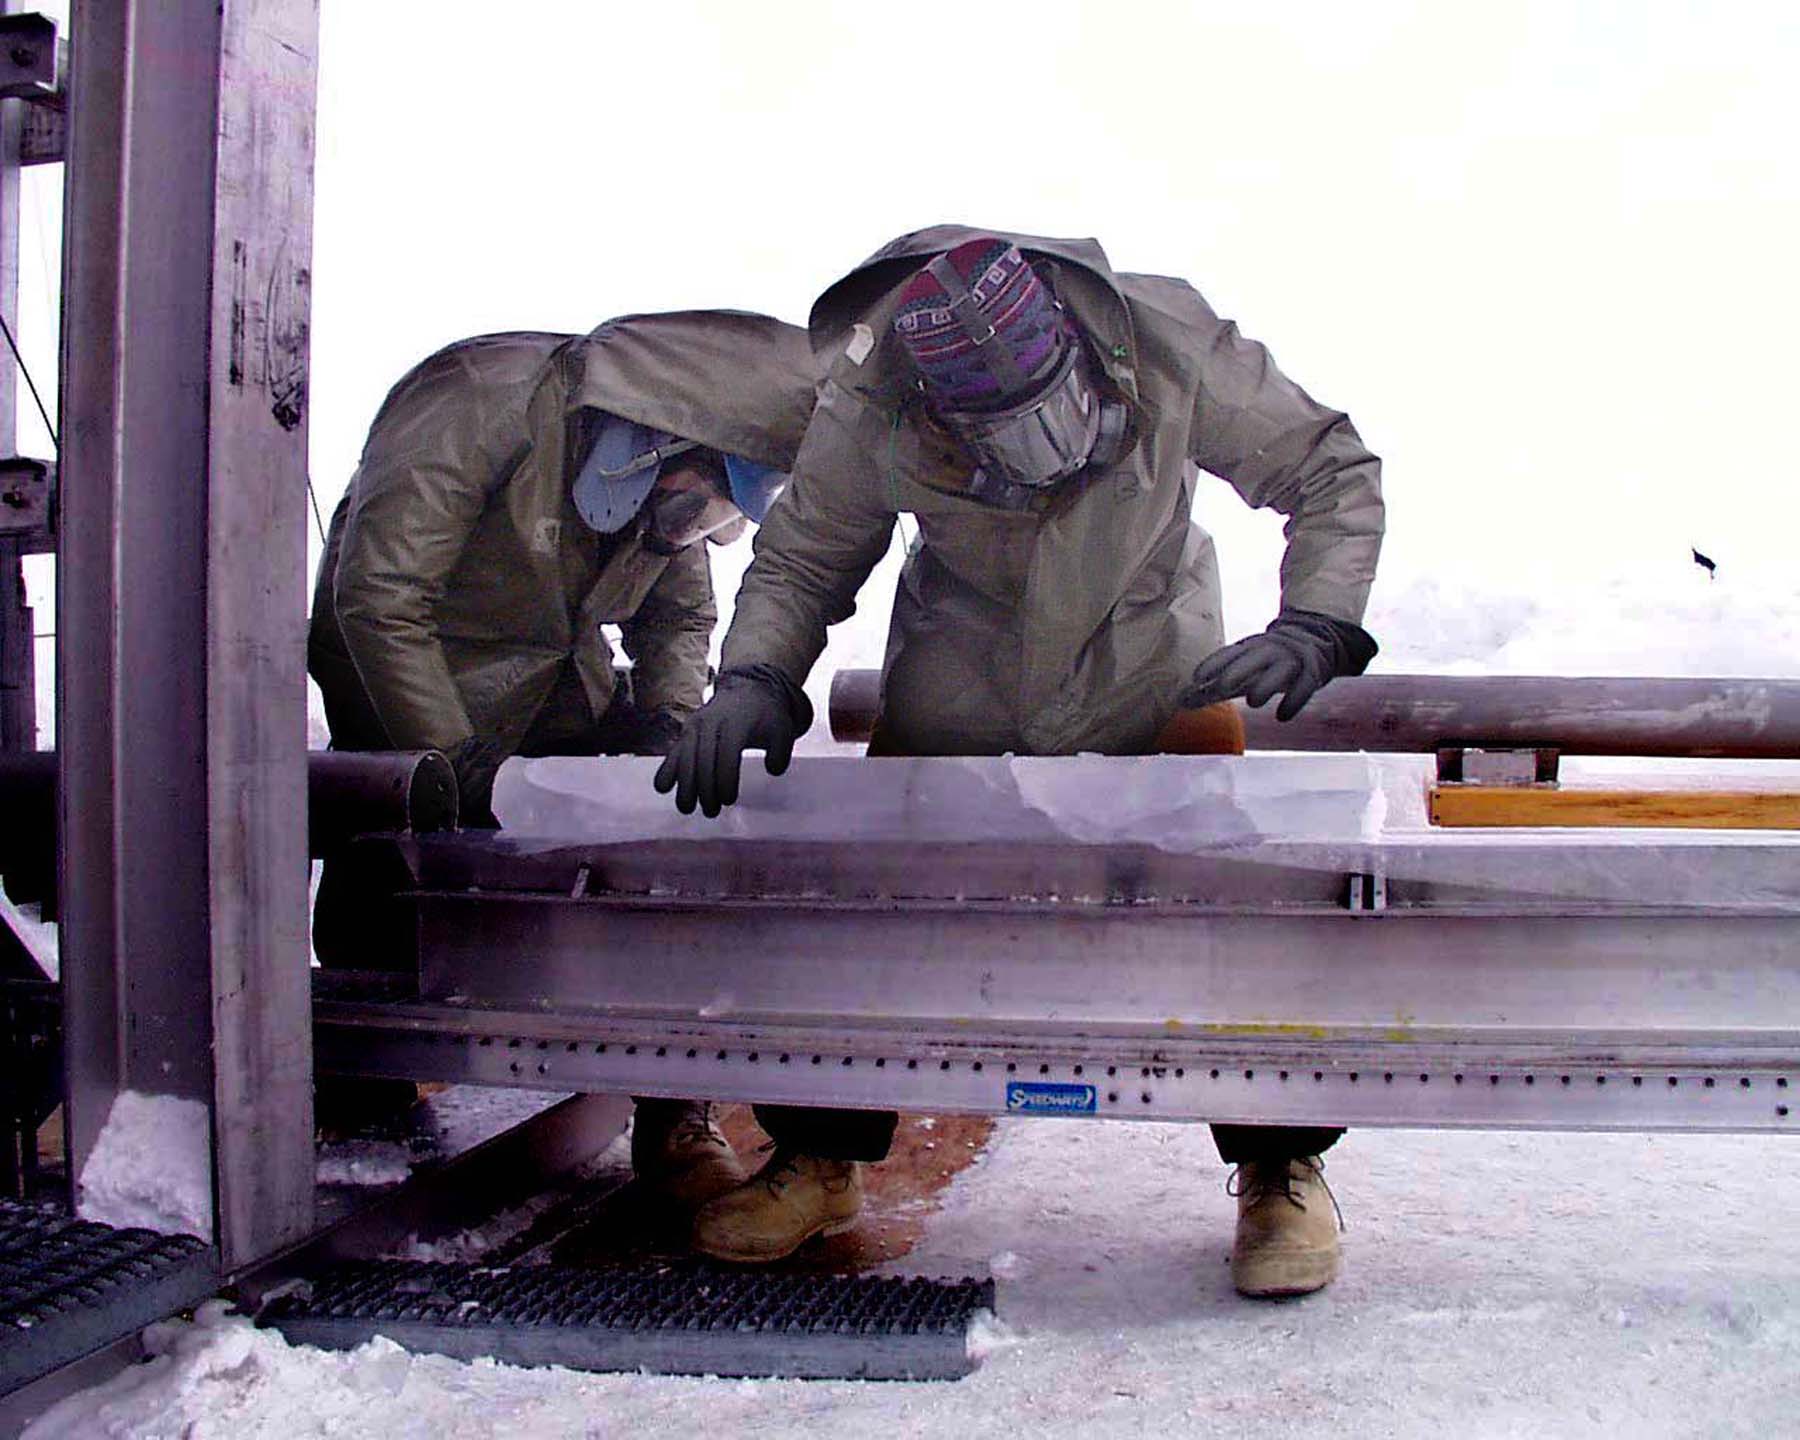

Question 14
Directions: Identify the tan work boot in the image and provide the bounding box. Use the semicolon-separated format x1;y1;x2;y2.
1228;1155;1343;1298
690;1149;864;1262
630;1100;747;1210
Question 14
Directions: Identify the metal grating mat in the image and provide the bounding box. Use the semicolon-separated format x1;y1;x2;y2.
0;1201;215;1394
260;1259;995;1380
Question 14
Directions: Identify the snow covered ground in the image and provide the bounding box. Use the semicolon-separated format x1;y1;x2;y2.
26;1121;1800;1438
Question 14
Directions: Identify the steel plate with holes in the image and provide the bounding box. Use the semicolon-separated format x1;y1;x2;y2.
260;1260;994;1380
0;1203;216;1396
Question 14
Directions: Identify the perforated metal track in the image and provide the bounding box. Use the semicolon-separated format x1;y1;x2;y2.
261;1259;995;1380
0;1202;215;1394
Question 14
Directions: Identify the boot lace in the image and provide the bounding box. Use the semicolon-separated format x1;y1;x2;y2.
1226;1155;1345;1231
756;1144;805;1197
752;1144;853;1198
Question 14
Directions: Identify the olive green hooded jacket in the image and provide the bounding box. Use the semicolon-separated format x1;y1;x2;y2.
310;312;816;756
720;227;1385;755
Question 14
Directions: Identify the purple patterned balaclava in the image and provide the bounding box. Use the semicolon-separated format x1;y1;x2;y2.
892;237;1072;415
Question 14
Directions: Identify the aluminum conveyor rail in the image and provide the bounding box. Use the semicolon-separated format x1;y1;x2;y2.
314;753;1800;1136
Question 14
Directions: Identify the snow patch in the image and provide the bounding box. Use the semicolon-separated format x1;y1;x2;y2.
315;1140;415;1188
0;880;58;980
77;1090;213;1242
965;1309;1024;1361
987;1248;1027;1279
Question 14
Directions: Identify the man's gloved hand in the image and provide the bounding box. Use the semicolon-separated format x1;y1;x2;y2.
445;735;508;829
653;665;813;817
1182;609;1378;722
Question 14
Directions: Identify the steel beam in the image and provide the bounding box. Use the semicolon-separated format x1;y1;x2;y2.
407;882;1800;1048
315;1003;1800;1133
58;0;318;1270
236;1093;632;1310
322;783;1800;1135
828;670;1800;757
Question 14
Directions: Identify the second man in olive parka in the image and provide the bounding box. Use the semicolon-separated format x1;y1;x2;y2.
312;311;817;783
309;309;817;1201
659;228;1385;1295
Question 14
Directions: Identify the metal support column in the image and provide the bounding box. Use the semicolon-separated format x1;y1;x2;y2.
58;0;318;1270
0;2;32;754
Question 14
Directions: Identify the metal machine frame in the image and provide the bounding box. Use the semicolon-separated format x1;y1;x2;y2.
315;754;1800;1135
2;0;320;1273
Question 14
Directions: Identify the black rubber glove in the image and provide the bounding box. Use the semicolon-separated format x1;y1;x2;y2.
1182;609;1378;722
445;735;508;829
653;665;812;817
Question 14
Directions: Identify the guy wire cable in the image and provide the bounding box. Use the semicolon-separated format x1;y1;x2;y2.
0;310;58;452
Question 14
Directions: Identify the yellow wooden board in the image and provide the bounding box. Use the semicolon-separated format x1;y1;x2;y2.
1429;786;1800;829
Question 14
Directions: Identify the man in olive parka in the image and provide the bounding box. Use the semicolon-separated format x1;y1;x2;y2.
310;310;816;1199
313;311;816;793
658;229;1384;1295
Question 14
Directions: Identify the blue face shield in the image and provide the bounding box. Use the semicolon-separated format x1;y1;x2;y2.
571;417;689;534
571;413;789;538
722;454;788;523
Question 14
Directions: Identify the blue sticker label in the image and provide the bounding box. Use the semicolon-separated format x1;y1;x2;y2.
1005;1081;1098;1115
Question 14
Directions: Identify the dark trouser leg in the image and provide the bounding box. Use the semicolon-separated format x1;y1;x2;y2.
1211;1125;1345;1165
312;848;418;971
753;1104;898;1163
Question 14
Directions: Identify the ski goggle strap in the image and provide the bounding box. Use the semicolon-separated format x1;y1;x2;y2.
923;252;1032;397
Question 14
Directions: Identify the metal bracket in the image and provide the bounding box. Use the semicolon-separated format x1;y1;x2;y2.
0;16;57;101
1;16;68;165
1343;871;1386;913
1437;745;1560;786
0;458;52;549
21;102;63;166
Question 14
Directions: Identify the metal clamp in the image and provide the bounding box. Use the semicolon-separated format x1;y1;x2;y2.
1344;872;1387;913
0;15;57;100
1437;746;1560;786
0;459;53;548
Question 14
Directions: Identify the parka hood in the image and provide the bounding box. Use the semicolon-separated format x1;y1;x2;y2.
556;309;817;472
807;226;1139;395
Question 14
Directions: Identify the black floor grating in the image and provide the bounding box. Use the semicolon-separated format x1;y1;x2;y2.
1;1201;215;1395
261;1259;995;1380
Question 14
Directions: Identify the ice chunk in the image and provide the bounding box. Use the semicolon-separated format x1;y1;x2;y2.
1009;753;1386;847
492;753;1390;851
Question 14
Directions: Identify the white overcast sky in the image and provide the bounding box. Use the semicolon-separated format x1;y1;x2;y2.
304;0;1800;609
13;2;1800;646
